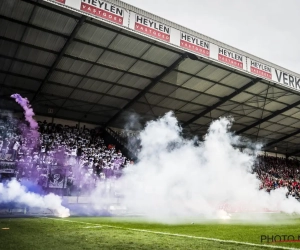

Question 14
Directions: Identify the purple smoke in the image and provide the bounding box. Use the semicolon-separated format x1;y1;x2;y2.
20;179;44;195
11;94;38;129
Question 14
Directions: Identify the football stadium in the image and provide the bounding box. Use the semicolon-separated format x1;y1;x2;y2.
1;0;300;249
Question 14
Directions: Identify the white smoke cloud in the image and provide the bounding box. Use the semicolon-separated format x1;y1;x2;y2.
88;112;300;223
0;179;70;217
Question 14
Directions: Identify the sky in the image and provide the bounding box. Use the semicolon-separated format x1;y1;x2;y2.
121;0;300;74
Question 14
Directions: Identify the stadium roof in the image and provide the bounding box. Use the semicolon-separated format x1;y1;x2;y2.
1;0;300;156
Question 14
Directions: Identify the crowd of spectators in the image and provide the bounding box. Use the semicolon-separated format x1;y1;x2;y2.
0;115;133;195
113;129;140;141
110;128;141;157
255;155;300;200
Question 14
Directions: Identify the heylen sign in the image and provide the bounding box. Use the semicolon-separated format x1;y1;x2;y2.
218;48;243;69
80;0;124;25
180;32;210;56
134;15;170;42
250;60;272;79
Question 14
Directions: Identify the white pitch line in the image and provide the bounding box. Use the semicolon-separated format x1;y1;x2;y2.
83;226;103;228
43;217;299;250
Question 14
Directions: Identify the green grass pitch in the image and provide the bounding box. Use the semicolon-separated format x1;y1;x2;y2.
1;214;300;250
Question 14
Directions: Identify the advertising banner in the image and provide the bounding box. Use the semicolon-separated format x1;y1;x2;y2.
179;32;210;57
55;0;65;4
80;0;124;25
0;169;15;174
218;47;244;69
44;0;129;27
272;69;300;91
48;166;66;189
129;13;171;42
210;44;246;70
0;161;16;174
247;58;272;79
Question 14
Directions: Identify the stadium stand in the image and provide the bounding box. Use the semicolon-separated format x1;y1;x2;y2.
0;114;133;196
0;113;299;201
255;155;300;200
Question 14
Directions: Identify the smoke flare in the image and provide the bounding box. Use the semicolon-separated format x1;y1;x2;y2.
11;94;38;130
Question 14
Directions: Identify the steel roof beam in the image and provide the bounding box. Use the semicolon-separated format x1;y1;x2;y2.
0;67;142;92
0;82;121;113
2;52;299;126
0;36;59;54
0;48;294;113
30;15;86;103
236;99;300;135
0;103;105;126
1;34;297;111
1;61;294;129
1;3;38;86
0;94;111;119
287;149;300;157
0;81;202;120
105;53;190;126
0;15;69;39
21;0;81;20
264;128;300;149
182;78;262;127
